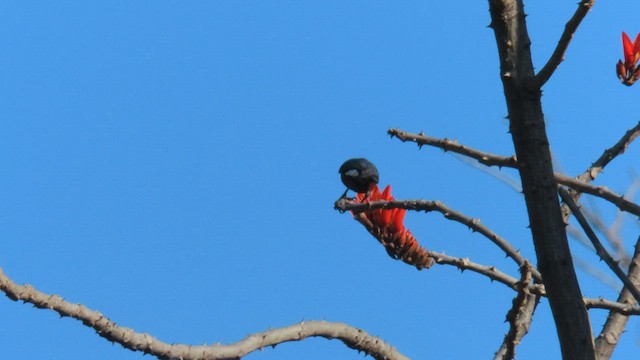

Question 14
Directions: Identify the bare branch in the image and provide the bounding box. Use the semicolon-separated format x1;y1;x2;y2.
535;0;596;87
494;293;539;360
335;198;543;282
410;250;640;318
388;129;640;216
561;122;640;222
0;268;409;360
388;128;517;168
595;240;640;359
428;251;544;295
556;174;640;217
558;188;640;304
494;262;538;360
576;122;640;184
585;298;640;315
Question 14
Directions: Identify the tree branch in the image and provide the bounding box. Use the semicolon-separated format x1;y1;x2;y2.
335;198;542;282
555;174;640;217
0;268;408;360
562;122;640;222
388;128;640;216
399;249;640;317
534;0;596;87
427;251;544;295
339;204;640;318
387;128;517;168
595;239;640;359
584;298;640;315
493;262;538;360
558;188;640;304
576;122;640;183
488;0;595;357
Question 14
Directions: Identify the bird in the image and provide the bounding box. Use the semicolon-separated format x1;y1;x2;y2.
339;158;379;198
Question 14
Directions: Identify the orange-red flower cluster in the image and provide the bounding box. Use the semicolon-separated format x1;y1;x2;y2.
353;185;434;270
617;32;640;86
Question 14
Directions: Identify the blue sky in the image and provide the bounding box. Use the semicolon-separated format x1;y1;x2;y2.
2;2;640;359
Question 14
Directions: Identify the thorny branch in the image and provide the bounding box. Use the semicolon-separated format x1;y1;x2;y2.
388;129;518;168
387;124;640;356
494;262;537;360
340;199;640;315
555;174;640;217
535;0;596;87
575;122;640;184
494;293;539;360
563;122;640;221
0;268;408;360
335;197;543;283
558;188;640;304
489;0;590;349
595;240;640;359
4;247;640;360
389;128;640;216
427;251;544;295
388;129;517;168
585;298;640;316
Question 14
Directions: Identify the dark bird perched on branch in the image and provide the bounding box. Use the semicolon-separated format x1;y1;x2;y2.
339;158;379;198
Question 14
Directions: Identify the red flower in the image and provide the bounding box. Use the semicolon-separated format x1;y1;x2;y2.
352;185;434;270
356;185;405;232
617;32;640;86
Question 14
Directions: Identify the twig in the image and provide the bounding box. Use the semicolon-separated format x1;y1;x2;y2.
595;239;640;359
388;128;517;168
494;262;538;360
556;174;640;217
563;122;640;221
576;122;640;184
558;187;640;304
535;0;596;87
427;251;544;295
585;298;640;315
335;198;543;283
0;268;408;360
